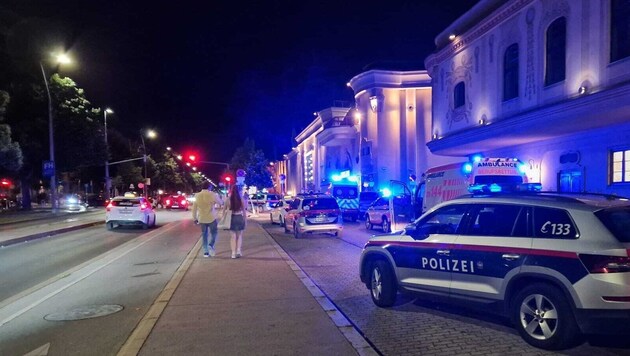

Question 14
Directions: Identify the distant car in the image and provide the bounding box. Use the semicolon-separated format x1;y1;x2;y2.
62;194;87;212
364;197;391;232
106;196;156;230
284;195;343;238
358;191;380;219
163;195;189;210
269;200;292;227
250;193;281;211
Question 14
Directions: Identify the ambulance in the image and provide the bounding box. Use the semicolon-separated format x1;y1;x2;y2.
415;157;529;215
328;171;360;221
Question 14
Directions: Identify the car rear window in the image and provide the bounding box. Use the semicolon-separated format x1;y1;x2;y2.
111;199;141;207
302;198;339;210
595;207;630;242
333;186;357;199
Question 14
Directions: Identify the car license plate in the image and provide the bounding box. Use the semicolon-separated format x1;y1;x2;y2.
120;209;133;214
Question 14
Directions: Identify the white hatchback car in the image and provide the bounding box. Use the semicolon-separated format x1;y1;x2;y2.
106;196;156;230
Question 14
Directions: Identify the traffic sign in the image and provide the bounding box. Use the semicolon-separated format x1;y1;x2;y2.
43;160;55;178
138;182;145;189
236;169;246;177
129;184;135;189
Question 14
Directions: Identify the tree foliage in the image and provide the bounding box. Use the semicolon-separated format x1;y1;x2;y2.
230;138;272;189
0;90;22;172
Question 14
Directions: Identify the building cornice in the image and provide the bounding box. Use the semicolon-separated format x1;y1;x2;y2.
348;69;431;94
425;0;533;72
295;117;323;144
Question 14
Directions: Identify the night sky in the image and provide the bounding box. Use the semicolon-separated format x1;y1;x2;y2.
3;0;474;176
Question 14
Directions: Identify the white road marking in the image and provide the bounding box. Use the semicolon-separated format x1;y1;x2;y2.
0;222;182;327
22;342;50;356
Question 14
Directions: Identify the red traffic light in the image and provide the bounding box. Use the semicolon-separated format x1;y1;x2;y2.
0;178;11;186
188;154;196;161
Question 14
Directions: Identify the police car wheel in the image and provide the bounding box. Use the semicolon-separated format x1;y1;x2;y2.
369;260;397;307
269;213;274;224
293;223;300;239
382;217;390;233
512;283;582;350
280;216;285;227
106;222;114;230
284;221;290;233
365;216;373;230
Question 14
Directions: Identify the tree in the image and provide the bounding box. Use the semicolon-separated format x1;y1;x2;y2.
114;161;143;194
0;91;22;172
152;153;185;192
230;138;272;189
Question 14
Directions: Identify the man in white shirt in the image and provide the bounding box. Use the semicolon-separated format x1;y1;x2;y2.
192;181;223;257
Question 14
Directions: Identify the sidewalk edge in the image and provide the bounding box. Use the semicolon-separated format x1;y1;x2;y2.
117;237;202;356
0;221;104;247
259;223;379;356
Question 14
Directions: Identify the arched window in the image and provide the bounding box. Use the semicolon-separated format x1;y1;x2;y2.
545;17;566;86
454;82;465;108
503;43;519;101
611;0;630;62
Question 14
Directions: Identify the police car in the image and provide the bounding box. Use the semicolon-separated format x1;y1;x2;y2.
359;189;630;350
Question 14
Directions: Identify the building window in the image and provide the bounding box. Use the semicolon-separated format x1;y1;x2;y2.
454;82;465;108
544;17;566;86
611;0;630;62
611;149;630;183
503;43;519;101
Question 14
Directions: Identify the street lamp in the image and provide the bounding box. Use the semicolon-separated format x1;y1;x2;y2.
40;52;72;212
103;108;114;201
140;129;157;197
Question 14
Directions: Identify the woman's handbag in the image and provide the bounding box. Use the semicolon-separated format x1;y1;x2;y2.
218;210;232;230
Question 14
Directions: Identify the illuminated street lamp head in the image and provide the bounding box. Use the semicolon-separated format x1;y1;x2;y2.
186;162;191;167
192;167;197;171
176;155;183;160
146;129;157;139
105;108;114;114
166;146;172;151
55;53;72;64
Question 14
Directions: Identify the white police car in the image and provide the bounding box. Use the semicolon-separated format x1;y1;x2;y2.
359;191;630;350
106;194;156;230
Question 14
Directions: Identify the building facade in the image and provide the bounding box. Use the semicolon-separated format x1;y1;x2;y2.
348;69;460;193
425;0;630;195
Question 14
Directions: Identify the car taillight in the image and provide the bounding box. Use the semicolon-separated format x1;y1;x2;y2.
106;203;113;212
579;254;630;273
166;199;171;205
181;199;187;205
140;203;148;210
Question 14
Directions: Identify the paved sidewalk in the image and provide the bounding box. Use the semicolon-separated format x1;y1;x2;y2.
134;220;369;355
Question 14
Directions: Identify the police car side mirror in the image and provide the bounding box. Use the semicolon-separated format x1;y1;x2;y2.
404;224;417;234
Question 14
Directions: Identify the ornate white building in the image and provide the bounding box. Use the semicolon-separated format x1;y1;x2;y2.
425;0;630;195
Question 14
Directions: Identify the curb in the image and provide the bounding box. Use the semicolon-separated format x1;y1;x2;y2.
0;221;104;248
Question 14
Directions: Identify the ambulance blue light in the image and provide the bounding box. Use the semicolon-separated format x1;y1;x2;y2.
381;188;392;197
518;164;527;173
489;183;502;192
462;163;473;174
331;175;341;182
472;155;483;163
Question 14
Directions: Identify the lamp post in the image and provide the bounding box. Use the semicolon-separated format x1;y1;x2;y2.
40;53;71;213
103;108;113;201
140;129;157;197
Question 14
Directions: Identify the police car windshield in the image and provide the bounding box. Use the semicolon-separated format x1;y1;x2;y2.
595;207;630;242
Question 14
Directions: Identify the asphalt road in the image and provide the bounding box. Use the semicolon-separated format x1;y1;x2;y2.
0;209;195;356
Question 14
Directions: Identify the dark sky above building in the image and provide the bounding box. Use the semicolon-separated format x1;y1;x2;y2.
3;0;474;168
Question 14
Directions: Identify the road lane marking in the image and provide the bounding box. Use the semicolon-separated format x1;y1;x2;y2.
22;342;50;356
0;221;182;327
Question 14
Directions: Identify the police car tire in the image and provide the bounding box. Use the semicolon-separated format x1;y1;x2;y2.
270;213;274;224
284;222;290;233
382;217;390;233
293;223;300;239
511;283;582;350
370;260;397;307
280;216;285;227
106;222;114;230
365;216;373;230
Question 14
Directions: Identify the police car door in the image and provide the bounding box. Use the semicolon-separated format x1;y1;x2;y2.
396;204;469;296
450;204;532;302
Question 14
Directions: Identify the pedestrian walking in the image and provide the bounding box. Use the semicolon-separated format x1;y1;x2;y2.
192;181;223;257
225;184;247;259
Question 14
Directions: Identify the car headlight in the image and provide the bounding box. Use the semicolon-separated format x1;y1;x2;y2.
67;198;77;204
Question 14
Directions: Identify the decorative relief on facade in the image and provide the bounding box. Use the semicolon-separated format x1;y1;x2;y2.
525;6;536;99
446;54;473;128
425;0;534;69
440;67;445;92
541;0;569;26
475;46;480;73
489;35;494;63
